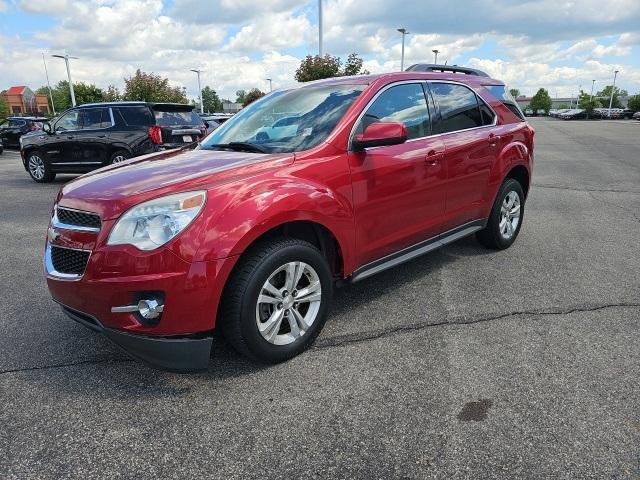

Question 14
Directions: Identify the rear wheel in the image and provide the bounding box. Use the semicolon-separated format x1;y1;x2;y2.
476;178;524;249
220;237;333;363
110;150;130;165
27;151;55;183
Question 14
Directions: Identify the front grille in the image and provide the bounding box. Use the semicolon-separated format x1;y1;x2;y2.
56;207;101;230
51;246;90;275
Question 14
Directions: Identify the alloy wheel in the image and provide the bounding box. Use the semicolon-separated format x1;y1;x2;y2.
112;155;127;164
28;155;45;180
499;191;521;240
255;261;322;346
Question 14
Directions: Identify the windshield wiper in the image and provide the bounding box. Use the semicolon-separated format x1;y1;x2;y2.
204;142;268;153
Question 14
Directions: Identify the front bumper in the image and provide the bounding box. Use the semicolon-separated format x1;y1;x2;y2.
61;304;212;372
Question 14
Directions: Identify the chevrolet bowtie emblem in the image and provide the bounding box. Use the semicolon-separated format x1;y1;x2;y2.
47;227;60;243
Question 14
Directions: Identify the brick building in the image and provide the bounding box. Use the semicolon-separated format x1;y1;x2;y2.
1;86;51;115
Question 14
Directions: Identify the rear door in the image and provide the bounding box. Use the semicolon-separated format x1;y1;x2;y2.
429;82;498;231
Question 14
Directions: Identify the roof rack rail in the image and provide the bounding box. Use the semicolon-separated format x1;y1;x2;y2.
405;63;490;77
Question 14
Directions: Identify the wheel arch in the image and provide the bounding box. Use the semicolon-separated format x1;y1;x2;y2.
505;164;530;197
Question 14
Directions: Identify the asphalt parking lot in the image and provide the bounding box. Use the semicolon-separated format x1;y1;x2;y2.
1;118;639;479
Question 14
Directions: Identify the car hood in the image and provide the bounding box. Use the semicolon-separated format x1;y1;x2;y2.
58;148;294;220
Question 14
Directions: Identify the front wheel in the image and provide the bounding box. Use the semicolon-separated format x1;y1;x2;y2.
220;238;333;363
476;178;525;249
27;151;55;183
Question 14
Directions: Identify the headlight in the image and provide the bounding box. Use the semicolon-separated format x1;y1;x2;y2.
107;191;206;250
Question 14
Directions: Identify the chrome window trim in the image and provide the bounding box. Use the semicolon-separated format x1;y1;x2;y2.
44;242;92;281
348;78;498;152
53;205;101;232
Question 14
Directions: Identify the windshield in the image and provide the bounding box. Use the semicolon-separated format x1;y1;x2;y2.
200;84;365;153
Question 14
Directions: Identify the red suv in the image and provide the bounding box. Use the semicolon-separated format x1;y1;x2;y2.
45;70;534;371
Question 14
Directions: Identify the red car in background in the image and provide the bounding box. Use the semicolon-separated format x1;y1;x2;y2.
44;68;534;371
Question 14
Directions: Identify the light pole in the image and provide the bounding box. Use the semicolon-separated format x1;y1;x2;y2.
191;69;204;114
42;53;56;115
266;78;273;92
574;84;581;108
432;49;439;64
590;79;596;101
397;28;409;71
52;53;78;107
607;70;619;117
318;0;323;57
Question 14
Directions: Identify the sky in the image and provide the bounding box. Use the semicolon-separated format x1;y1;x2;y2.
0;0;639;102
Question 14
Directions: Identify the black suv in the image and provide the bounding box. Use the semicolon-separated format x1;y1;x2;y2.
20;102;205;182
0;116;48;148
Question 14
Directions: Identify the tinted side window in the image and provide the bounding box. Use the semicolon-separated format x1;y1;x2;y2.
355;83;430;140
478;97;495;126
486;85;525;121
118;106;154;127
79;108;111;129
55;111;79;131
431;83;482;133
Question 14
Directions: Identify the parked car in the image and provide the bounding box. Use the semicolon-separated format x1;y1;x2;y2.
0;116;48;147
633;111;640;120
0;139;3;155
20;102;206;182
524;108;534;116
558;109;587;120
44;70;534;370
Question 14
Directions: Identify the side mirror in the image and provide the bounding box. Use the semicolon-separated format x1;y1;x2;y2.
352;122;408;150
43;123;52;134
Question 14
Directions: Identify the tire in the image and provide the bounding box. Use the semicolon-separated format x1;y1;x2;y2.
219;237;333;363
476;178;525;250
26;150;55;183
110;150;130;165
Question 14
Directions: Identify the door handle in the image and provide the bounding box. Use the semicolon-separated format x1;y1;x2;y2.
425;150;443;165
488;133;501;146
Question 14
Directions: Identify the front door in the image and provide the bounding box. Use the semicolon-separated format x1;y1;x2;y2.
48;109;81;164
348;82;446;267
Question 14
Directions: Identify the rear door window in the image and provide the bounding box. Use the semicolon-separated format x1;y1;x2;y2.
355;83;431;140
118;106;154;127
430;83;482;133
78;108;112;129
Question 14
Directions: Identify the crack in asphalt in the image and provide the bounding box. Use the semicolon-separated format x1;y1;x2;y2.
1;302;638;376
312;302;640;350
534;183;640;194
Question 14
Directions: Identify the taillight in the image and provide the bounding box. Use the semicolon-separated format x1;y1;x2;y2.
148;126;163;145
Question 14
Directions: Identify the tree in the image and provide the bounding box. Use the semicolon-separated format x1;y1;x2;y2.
596;85;628;109
294;53;368;82
242;88;265;107
578;91;601;116
103;85;121;102
235;90;247;104
123;69;187;103
0;95;9;120
509;88;520;99
627;94;640;112
201;86;222;112
529;88;552;114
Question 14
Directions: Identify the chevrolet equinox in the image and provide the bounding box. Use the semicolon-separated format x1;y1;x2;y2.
45;69;534;371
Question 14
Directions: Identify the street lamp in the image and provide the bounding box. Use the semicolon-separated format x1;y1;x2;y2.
190;69;204;114
590;79;596;102
318;0;323;57
266;78;273;92
607;70;619;117
42;53;56;115
51;53;78;107
397;28;410;71
432;49;439;64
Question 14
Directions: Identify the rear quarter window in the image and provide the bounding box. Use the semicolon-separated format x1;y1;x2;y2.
117;106;154;127
486;86;525;121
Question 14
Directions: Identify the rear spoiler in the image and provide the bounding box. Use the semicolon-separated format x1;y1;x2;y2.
151;103;195;112
405;64;490;77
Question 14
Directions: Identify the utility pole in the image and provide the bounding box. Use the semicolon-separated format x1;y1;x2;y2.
397;28;409;71
432;49;439;64
318;0;323;57
590;79;596;101
191;69;204;114
266;78;273;92
52;54;78;107
607;70;619;117
42;53;56;115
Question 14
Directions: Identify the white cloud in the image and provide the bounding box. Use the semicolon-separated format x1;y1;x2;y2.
171;0;308;24
223;12;313;53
